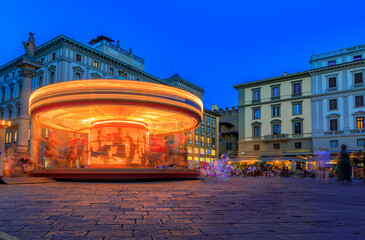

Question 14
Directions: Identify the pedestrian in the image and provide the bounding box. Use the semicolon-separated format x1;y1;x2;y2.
19;155;29;174
337;144;352;184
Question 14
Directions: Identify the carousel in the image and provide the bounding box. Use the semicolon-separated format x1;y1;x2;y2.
28;79;203;180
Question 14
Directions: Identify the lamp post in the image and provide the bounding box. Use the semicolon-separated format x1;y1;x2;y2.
0;120;12;177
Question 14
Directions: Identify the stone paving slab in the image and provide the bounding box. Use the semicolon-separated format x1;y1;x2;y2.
0;177;364;239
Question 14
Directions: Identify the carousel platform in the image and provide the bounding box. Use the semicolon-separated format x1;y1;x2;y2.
0;177;55;184
27;168;201;181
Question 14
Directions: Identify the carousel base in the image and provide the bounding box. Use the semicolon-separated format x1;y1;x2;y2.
28;168;201;182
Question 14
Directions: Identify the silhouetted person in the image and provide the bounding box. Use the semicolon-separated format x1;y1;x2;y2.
337;144;351;184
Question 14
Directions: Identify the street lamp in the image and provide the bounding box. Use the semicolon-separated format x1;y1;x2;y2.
0;120;11;178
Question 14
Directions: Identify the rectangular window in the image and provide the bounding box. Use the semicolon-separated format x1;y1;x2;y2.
357;139;365;146
212;128;215;135
2;91;5;102
201;125;205;133
254;144;260;151
41;58;44;64
76;54;82;62
253;108;260;119
355;95;364;107
272;86;280;99
329;99;337;110
354;55;362;61
207;126;210;135
354;72;363;84
194;147;199;154
207;116;211;124
356;117;364;129
272;106;280;117
328;60;336;66
295;142;302;149
253;89;260;101
330;140;338;148
330;119;338;131
293;83;301;95
52;52;56;60
273;143;280;150
109;67;114;75
253;126;260;137
212;117;216;126
293;103;302;115
273;124;280;135
328;77;337;88
93;61;99;69
294;122;302;134
195;134;199;142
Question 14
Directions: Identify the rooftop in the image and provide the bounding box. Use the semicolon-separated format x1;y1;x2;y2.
311;43;365;62
233;71;309;89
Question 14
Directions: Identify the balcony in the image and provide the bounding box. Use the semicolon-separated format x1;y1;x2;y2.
264;134;288;141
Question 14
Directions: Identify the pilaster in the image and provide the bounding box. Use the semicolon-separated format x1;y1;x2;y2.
16;57;41;158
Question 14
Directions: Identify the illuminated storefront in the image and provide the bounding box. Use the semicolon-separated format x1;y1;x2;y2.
29;80;203;171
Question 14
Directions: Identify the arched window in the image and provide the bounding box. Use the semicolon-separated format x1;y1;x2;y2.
5;132;8;144
17;107;20;118
8;109;12;120
75;73;81;80
14;131;17;142
0;111;3;120
10;87;13;99
50;72;55;84
39;76;43;88
8;132;11;143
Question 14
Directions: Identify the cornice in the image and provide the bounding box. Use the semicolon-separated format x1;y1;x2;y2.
311;86;365;98
233;71;309;90
308;59;365;74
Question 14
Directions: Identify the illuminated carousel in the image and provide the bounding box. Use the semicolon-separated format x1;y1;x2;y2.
28;80;203;180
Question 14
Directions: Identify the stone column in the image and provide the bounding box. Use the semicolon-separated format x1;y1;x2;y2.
16;58;41;158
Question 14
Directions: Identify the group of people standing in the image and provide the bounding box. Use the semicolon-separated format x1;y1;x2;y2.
2;143;31;177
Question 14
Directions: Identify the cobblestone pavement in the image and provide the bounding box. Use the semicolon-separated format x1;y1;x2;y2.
0;177;364;240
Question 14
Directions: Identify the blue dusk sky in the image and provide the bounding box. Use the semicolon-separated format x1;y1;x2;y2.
1;0;365;110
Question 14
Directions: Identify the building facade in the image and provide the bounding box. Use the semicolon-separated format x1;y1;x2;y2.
186;109;220;166
310;45;365;153
233;72;312;160
0;34;204;155
212;105;239;158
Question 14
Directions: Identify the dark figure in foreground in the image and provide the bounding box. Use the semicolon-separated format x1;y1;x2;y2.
337;144;352;184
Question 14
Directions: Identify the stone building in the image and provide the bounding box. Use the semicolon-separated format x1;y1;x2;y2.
233;71;312;161
212;105;238;158
310;45;365;153
186;109;220;167
0;33;204;156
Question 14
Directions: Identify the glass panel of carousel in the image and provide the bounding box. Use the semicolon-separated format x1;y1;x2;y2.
31;120;189;169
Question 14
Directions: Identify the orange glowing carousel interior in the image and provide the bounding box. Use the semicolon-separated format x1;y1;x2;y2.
29;80;203;169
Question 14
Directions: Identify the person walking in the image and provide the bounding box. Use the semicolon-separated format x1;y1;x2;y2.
337;144;352;184
316;148;331;183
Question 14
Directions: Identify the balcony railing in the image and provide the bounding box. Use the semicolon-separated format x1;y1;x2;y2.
264;134;288;140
